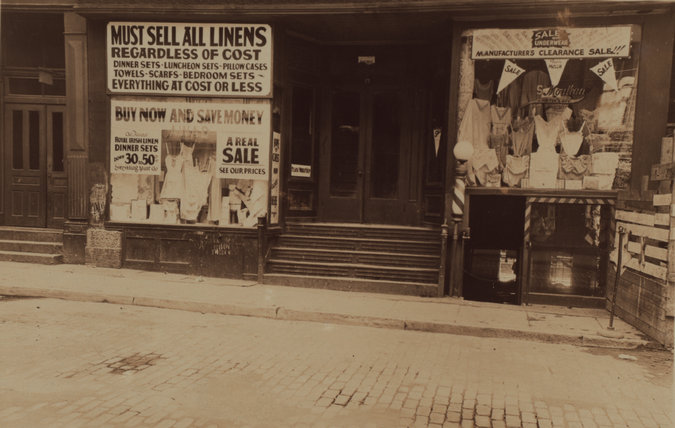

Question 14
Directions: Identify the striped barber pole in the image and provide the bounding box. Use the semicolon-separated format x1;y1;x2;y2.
452;175;466;220
523;201;532;245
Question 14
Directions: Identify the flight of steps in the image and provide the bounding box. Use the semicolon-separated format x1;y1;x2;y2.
264;222;442;296
0;227;63;265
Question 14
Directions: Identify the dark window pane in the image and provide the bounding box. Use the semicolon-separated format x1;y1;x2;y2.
29;111;40;170
12;111;24;169
44;78;66;96
8;78;42;95
291;86;314;166
530;251;603;296
370;91;400;198
2;13;65;68
52;112;64;172
330;91;360;196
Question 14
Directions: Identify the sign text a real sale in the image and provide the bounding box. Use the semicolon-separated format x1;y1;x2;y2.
107;22;272;97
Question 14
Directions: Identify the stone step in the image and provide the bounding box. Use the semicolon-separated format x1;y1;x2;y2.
276;235;440;254
285;222;440;241
270;247;439;269
0;239;62;254
266;259;439;284
0;227;63;243
263;273;438;297
0;250;63;265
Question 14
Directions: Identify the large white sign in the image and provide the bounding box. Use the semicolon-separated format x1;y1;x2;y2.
472;27;632;59
107;22;272;97
111;99;270;180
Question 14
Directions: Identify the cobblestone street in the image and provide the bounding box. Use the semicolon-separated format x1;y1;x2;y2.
0;297;672;428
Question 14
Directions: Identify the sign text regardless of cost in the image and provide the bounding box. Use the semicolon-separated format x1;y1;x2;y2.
107;23;272;97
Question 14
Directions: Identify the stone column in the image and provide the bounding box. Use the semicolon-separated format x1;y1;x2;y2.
62;13;89;263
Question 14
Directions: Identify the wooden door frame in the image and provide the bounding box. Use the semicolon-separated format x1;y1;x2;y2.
3;103;48;227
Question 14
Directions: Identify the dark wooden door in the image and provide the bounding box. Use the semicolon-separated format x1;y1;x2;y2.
319;84;417;225
4;104;66;227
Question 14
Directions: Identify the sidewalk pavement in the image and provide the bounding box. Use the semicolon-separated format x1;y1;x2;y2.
0;261;652;349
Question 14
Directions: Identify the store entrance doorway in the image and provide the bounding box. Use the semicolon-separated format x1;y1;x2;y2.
318;46;423;226
3;103;67;228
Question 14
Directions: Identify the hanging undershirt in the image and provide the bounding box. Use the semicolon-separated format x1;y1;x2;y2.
560;122;585;156
474;79;494;101
458;98;492;185
180;142;195;166
511;118;534;156
180;163;212;221
519;70;550;117
160;154;184;200
489;105;511;167
503;117;533;187
534;115;562;152
458;98;491;153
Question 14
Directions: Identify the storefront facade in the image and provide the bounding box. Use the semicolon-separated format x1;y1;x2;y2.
1;1;674;320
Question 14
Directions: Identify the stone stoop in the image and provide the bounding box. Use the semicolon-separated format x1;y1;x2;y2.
265;222;442;296
0;226;64;265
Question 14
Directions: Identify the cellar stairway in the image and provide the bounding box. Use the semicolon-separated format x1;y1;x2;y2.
264;222;442;296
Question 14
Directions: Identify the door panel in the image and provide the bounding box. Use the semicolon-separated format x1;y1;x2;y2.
3;104;65;227
319;84;419;225
47;106;67;228
320;88;364;222
4;105;46;227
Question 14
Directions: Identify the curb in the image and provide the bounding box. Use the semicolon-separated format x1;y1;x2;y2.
0;286;649;350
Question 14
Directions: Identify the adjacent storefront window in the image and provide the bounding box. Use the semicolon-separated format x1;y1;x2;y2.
456;25;640;190
106;22;273;227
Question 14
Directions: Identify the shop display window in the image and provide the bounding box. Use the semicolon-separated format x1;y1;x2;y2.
110;130;268;227
109;98;271;228
456;26;640;190
529;202;608;297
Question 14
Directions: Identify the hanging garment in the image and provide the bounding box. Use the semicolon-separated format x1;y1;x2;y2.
180;142;195;166
160;154;184;200
180;164;212;221
472;148;500;186
560;122;586;156
558;154;591;180
458;98;491;153
511;117;534;156
503;154;530;187
497;74;522;118
207;160;222;223
474;79;494;101
519;70;551;116
529;150;559;188
489;106;512;167
534;115;562;152
489;133;510;168
490;105;512;135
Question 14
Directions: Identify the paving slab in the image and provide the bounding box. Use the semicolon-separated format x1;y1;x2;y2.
0;261;651;348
